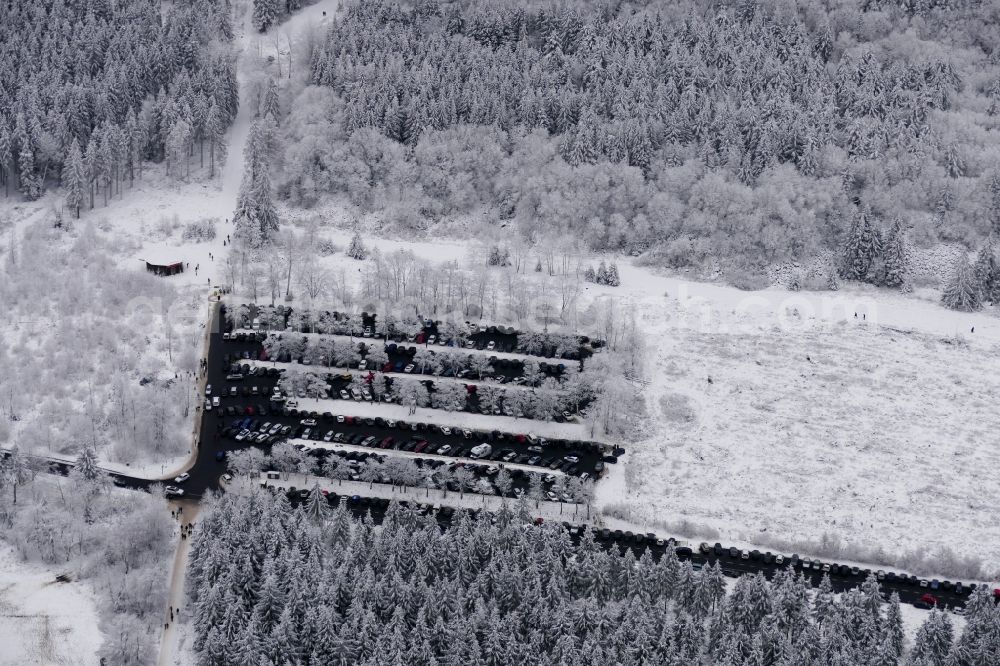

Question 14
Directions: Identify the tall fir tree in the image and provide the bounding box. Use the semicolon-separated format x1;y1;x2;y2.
17;143;41;201
251;168;279;240
942;253;982;312
909;609;954;666
841;206;883;282
262;79;281;124
62;138;86;219
205;101;227;179
606;262;621;287
989;170;1000;237
305;482;329;523
347;232;367;260
596;260;609;285
252;0;281;32
881;217;908;288
973;238;1000;305
0;124;11;197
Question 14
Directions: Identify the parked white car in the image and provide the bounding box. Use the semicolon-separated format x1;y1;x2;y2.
470;443;492;458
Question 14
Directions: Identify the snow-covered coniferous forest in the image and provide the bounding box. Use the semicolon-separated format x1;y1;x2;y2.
1;0;1000;663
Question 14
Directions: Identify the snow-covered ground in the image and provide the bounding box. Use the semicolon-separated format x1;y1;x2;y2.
589;258;1000;578
0;545;103;666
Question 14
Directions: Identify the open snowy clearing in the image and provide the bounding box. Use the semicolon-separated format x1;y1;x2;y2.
596;261;1000;577
0;545;103;666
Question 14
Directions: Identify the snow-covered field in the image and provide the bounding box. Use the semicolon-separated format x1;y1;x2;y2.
0;545;102;666
598;260;1000;579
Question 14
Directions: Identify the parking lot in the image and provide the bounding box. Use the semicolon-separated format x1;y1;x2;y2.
185;303;616;504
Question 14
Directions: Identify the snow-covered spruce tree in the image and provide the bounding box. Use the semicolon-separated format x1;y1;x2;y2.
989;171;1000;238
62;139;86;219
885;592;905;659
606;262;621;286
17;142;41;201
596;260;609;284
347;232;367;260
261;78;280;124
205;101;228;179
841;206;883;282
0;123;11;196
252;0;281;32
251;169;279;238
909;609;954;665
583;266;596;282
304;482;328;523
233;122;279;244
74;446;102;482
880;218;909;289
973;238;1000;305
942;253;982;311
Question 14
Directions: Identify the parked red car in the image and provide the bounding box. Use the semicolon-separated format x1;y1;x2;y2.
920;593;938;606
380;437;395;449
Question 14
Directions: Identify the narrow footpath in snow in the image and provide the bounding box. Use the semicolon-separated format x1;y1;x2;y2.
157;500;201;666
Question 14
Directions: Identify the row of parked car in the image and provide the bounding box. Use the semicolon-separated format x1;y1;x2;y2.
699;541;966;593
217;406;600;478
290;426;595;478
581;530;972;610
